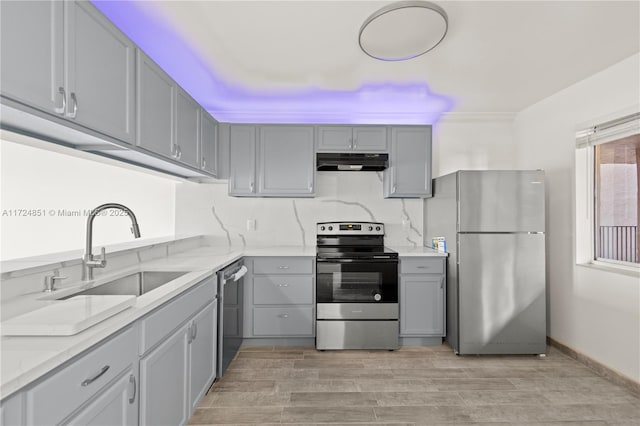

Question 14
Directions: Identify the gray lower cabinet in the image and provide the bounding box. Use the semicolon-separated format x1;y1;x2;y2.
399;257;446;337
189;302;217;414
200;111;219;176
136;50;175;158
25;326;138;425
384;126;433;198
0;391;23;426
229;125;315;197
244;257;315;338
139;276;217;424
140;322;190;426
0;0;135;144
65;367;138;426
316;125;387;152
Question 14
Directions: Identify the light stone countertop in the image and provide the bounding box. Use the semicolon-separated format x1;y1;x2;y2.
389;245;448;256
1;243;440;398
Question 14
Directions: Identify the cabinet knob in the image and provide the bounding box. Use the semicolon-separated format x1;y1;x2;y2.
278;314;289;319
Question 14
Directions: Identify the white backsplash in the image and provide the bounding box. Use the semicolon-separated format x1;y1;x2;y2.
175;172;423;247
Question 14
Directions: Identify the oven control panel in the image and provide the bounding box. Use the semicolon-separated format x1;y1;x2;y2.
317;222;384;235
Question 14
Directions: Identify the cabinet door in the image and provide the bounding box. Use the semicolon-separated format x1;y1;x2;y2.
384;126;432;198
316;126;352;151
352;127;388;152
400;275;444;336
140;324;189;426
65;368;137;426
176;88;200;167
1;392;24;426
258;126;315;196
201;111;218;176
229;125;257;195
136;50;175;158
66;1;135;143
0;0;64;114
189;302;217;414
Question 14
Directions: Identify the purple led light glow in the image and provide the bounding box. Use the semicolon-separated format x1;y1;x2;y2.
92;1;454;124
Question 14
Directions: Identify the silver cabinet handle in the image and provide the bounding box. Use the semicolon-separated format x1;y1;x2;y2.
68;92;78;118
277;283;289;287
191;322;197;341
308;182;313;192
416;266;428;269
171;144;178;158
277;266;289;270
348;138;353;149
353;139;357;149
277;314;289;319
54;87;66;114
81;365;110;387
128;374;136;404
249;180;254;193
441;281;444;289
392;184;397;193
177;145;182;160
202;157;206;169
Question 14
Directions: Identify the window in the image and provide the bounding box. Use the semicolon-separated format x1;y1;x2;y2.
576;112;640;267
595;137;639;263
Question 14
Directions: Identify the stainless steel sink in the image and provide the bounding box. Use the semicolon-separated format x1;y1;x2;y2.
58;271;187;299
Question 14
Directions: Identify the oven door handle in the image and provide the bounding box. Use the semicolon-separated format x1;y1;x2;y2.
316;257;398;263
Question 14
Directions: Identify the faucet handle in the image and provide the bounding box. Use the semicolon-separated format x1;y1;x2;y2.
96;247;107;265
43;273;67;292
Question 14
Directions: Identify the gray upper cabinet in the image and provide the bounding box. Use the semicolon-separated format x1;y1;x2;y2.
384;126;433;198
0;0;64;114
258;126;315;196
200;111;219;176
136;50;175;158
175;89;200;168
316;125;387;152
229;125;257;195
66;1;135;144
0;0;135;144
230;125;315;197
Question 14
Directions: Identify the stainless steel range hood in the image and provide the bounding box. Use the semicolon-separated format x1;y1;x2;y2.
316;153;388;171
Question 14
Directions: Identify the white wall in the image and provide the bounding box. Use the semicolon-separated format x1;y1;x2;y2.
433;116;516;177
514;53;640;382
0;137;177;260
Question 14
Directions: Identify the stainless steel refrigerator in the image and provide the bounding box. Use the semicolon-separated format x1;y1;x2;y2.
425;170;546;355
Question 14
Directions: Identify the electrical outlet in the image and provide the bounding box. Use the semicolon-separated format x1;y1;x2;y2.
246;219;256;231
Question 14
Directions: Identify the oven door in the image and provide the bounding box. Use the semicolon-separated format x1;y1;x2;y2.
316;258;398;303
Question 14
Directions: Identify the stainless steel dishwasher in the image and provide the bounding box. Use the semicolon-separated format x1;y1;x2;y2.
216;259;246;378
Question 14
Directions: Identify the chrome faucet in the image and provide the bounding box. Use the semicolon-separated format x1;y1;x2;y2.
83;203;141;281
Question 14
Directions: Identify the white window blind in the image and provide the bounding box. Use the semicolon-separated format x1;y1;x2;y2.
576;112;640;148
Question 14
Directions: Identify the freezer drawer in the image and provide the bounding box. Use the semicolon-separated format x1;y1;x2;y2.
457;233;546;354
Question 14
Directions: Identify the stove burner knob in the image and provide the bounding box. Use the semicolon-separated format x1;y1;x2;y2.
328;226;333;231
374;293;382;302
375;226;381;231
320;226;325;231
368;226;373;231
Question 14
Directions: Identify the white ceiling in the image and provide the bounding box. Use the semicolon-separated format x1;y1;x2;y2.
149;0;639;113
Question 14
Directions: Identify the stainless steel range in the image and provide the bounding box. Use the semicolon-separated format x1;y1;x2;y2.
315;221;399;350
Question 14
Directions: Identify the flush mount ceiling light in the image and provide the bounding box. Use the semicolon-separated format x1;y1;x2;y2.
359;1;448;61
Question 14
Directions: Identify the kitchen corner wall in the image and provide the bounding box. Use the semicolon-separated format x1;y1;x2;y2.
0;137;177;260
175;172;424;247
514;53;640;382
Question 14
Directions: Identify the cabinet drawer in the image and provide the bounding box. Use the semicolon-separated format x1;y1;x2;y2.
400;258;445;274
253;307;314;336
140;275;215;355
26;326;137;426
253;276;313;305
252;257;313;275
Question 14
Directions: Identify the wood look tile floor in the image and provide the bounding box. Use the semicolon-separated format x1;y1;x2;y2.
190;344;640;425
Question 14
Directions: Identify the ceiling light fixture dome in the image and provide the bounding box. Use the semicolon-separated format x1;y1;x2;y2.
359;1;448;61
